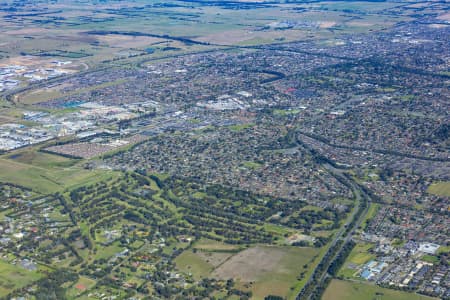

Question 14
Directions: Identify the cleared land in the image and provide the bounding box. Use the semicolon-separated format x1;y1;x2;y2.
6;148;78;168
0;156;117;193
323;280;438;300
212;245;318;299
176;243;320;299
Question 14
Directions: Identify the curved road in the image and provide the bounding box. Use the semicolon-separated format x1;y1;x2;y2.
296;163;371;300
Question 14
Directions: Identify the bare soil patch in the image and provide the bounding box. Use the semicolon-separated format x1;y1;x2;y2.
212;246;285;282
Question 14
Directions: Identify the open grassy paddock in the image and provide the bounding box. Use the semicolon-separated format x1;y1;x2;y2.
5;148;78;169
338;242;376;279
175;250;216;280
323;280;438;300
428;181;450;197
361;203;380;230
66;276;97;299
175;243;319;300
0;259;46;298
0;155;118;194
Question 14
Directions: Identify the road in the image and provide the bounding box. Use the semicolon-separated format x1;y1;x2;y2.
317;165;370;288
296;162;371;300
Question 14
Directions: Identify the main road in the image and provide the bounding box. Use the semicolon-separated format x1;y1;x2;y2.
296;162;371;300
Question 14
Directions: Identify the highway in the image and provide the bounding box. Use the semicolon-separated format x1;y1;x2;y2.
295;162;371;300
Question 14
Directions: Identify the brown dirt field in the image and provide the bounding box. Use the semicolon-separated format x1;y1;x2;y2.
212;246;285;282
0;55;80;70
17;82;74;104
198;29;308;45
320;21;336;28
46;3;138;10
428;24;449;28
54;34;98;44
198;29;262;45
94;34;166;48
211;245;319;298
4;28;49;35
0;56;48;67
437;12;450;21
0;116;17;124
408;2;432;8
346;21;378;27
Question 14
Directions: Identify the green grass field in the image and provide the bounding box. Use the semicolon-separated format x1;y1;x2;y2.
262;223;294;238
193;238;242;252
421;254;439;264
347;243;375;265
323;280;438;300
0;144;120;194
273;109;301;116
242;161;263;169
0;157;118;194
66;276;96;298
338;242;375;279
428;181;450;197
361;203;380;230
228;123;255;132
94;243;124;261
437;246;450;255
6;149;78;169
251;246;319;300
0;259;45;297
174;250;214;280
